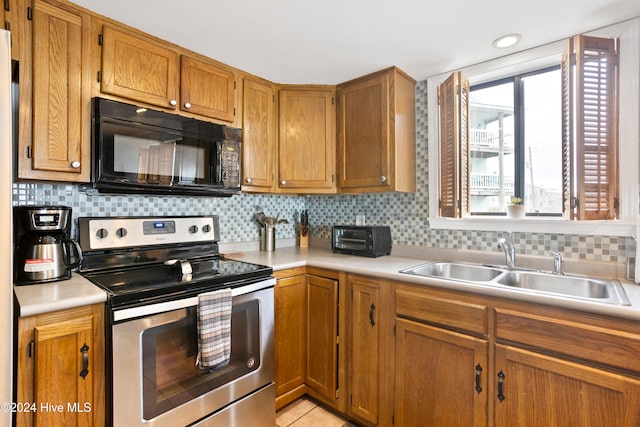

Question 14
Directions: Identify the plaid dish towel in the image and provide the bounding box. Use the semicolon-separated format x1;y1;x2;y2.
196;288;232;370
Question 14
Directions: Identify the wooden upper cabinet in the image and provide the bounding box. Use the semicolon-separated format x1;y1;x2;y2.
3;0;23;61
180;55;235;121
337;66;416;193
20;0;91;181
278;86;336;193
242;76;276;191
99;25;236;122
100;25;179;110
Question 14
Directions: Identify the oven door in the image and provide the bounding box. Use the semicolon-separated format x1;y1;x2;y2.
111;279;275;427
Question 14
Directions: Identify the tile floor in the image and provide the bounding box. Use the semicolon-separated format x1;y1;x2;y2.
276;397;358;427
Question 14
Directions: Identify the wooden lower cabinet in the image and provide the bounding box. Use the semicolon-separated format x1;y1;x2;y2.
394;318;488;427
305;274;339;404
274;270;306;406
16;303;105;427
274;267;344;412
347;274;394;427
494;344;640;426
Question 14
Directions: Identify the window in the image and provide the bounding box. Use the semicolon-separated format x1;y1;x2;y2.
468;67;562;215
438;35;619;221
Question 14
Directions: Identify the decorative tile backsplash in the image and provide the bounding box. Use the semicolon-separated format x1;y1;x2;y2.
12;80;632;264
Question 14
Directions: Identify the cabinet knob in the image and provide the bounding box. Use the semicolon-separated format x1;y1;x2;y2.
245;177;253;184
71;161;81;169
169;99;177;106
184;102;191;109
280;180;286;186
380;175;387;183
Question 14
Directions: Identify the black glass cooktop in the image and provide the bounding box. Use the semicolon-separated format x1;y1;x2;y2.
81;257;272;308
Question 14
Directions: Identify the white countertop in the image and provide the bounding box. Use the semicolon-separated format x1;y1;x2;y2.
13;246;640;321
14;273;107;317
224;246;640;322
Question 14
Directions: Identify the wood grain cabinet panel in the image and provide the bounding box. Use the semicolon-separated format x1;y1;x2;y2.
100;25;179;110
180;55;235;121
100;25;236;122
494;344;640;426
277;86;336;193
16;304;105;427
274;274;306;398
20;0;92;181
347;274;395;427
396;285;488;336
305;274;338;403
242;76;276;191
394;318;488;427
337;66;416;193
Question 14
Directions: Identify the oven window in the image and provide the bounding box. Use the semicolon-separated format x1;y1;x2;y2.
141;300;260;420
333;228;366;251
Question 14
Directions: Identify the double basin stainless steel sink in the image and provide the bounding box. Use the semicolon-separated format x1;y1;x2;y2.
400;261;631;305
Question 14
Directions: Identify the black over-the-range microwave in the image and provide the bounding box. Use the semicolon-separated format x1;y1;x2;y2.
88;97;242;196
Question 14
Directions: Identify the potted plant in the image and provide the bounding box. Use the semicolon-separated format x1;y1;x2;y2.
506;196;525;218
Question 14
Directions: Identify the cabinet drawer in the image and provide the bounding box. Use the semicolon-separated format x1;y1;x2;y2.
495;308;640;373
395;287;488;336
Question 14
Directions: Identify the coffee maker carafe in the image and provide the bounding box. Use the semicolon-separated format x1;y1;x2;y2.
14;206;82;285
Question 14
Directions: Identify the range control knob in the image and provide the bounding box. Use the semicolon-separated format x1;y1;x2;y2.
116;227;127;238
189;225;199;234
96;228;108;239
202;224;212;233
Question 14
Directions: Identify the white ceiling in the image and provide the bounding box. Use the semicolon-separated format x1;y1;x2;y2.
73;0;640;84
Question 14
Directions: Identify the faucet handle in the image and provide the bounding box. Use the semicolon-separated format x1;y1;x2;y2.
548;250;564;275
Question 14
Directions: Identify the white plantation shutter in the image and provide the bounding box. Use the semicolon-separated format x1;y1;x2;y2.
438;71;469;218
562;35;619;220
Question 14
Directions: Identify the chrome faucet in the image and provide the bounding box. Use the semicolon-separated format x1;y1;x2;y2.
548;250;564;275
497;234;516;269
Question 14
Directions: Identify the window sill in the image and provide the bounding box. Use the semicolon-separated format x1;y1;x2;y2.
428;216;636;236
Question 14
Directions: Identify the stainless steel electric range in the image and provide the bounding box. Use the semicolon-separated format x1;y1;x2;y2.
78;215;275;427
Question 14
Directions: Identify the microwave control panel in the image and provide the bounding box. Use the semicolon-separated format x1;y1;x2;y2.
221;140;241;188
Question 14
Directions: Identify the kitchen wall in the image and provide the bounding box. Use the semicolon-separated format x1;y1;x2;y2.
12;80;632;264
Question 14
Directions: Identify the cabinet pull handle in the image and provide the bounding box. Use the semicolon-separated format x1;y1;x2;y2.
380;175;387;183
169;99;177;106
80;343;90;379
71;161;81;169
497;370;505;401
184;102;191;109
475;364;483;394
369;303;376;327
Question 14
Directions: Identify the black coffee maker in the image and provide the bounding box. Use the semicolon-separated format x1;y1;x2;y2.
14;206;82;285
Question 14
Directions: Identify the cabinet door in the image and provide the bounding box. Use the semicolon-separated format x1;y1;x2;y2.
29;0;90;180
100;25;179;109
349;275;393;425
278;88;335;192
16;304;105;427
242;77;275;191
394;318;488;427
306;274;338;403
494;344;640;426
274;275;306;396
337;72;390;189
180;55;235;121
3;0;22;61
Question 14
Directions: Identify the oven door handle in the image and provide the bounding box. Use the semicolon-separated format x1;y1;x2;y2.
113;277;275;322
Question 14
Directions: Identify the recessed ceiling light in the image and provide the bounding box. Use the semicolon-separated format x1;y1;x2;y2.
493;34;521;48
